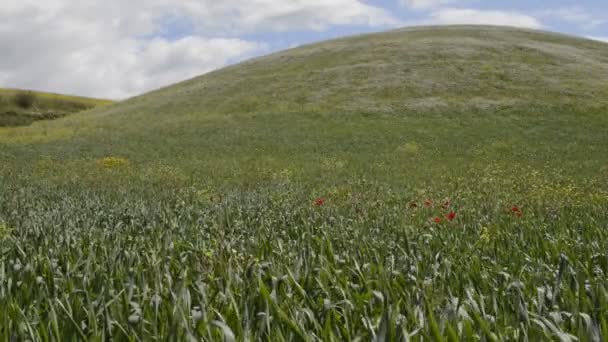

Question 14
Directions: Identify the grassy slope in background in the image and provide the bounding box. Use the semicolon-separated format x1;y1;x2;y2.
0;88;111;127
0;26;607;340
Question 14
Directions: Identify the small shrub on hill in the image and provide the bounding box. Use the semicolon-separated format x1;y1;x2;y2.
13;91;36;109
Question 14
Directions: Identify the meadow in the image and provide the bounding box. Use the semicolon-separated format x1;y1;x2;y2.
1;26;608;340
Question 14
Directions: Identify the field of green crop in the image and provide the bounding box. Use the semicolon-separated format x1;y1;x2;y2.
1;26;608;340
1;164;607;340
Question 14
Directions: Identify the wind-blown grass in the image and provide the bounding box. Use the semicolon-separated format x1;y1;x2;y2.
1;168;607;340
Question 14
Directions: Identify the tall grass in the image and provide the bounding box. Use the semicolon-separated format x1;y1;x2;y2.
0;166;607;340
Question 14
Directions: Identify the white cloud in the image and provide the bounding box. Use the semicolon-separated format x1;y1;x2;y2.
400;0;459;10
183;0;400;32
588;36;608;43
0;7;264;99
422;8;543;29
398;1;543;29
0;0;399;99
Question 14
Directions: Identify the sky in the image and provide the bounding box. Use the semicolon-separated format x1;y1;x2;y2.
1;0;607;99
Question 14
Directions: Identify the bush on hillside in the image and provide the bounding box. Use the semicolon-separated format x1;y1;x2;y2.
13;91;36;109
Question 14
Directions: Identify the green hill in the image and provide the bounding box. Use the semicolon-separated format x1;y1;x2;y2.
0;88;111;127
1;26;608;340
2;25;607;186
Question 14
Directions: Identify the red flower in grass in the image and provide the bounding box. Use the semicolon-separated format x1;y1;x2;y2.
433;217;443;224
511;206;523;217
314;198;325;206
446;211;457;221
424;200;433;208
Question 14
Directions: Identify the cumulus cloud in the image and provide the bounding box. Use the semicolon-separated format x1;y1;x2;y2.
588;36;608;43
0;0;398;99
422;8;543;29
400;0;460;10
182;0;400;32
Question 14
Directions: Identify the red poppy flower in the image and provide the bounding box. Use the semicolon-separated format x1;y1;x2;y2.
424;200;433;207
314;198;325;206
511;206;523;217
446;211;457;221
433;217;442;224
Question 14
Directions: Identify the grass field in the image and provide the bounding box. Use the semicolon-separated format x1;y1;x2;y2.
1;25;608;340
0;88;111;127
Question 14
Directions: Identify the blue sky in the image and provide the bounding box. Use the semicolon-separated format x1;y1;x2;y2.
1;0;607;98
156;1;608;55
247;0;608;54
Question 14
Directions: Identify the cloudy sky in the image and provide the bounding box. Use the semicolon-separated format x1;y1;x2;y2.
1;0;607;99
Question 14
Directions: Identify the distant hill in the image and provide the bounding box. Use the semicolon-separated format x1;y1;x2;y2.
0;88;111;127
1;25;607;185
101;25;608;118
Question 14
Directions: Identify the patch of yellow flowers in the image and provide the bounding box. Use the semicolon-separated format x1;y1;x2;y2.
0;223;12;240
479;227;492;245
96;157;129;169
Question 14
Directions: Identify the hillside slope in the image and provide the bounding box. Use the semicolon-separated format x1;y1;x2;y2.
96;25;608;118
1;25;608;186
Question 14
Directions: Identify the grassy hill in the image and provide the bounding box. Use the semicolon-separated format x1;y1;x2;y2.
0;88;111;127
1;26;608;340
1;25;607;185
